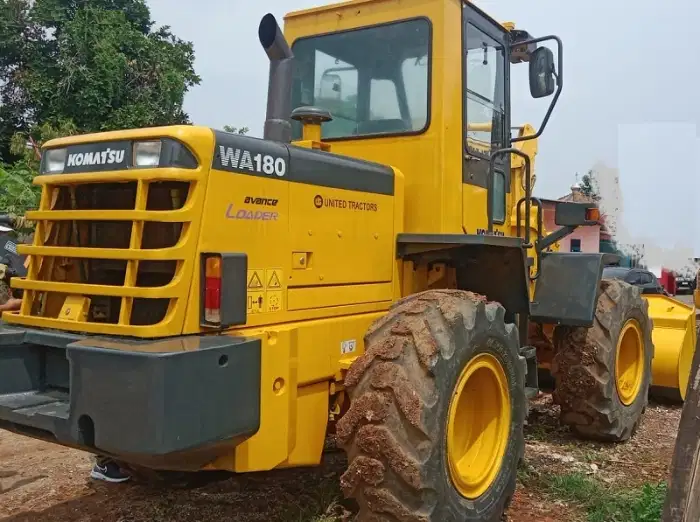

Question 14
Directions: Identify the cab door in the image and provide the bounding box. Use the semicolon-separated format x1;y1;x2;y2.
461;4;510;235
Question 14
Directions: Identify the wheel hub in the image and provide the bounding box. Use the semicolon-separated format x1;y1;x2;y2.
615;319;644;406
446;352;511;499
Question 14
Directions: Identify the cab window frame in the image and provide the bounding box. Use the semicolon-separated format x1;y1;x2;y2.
289;16;433;142
461;3;511;227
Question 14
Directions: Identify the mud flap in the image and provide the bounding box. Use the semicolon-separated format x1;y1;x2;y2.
530;252;614;327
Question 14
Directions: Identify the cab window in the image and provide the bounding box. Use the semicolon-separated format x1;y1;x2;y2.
291;19;431;140
465;23;506;156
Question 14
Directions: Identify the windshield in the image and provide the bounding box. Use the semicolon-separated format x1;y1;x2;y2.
290;19;430;140
602;267;630;280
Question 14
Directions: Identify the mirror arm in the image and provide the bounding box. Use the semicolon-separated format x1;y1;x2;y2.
511;35;563;143
538;224;576;252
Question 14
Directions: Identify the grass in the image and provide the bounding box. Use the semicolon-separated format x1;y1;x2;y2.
542;472;667;522
525;423;550;441
275;475;344;522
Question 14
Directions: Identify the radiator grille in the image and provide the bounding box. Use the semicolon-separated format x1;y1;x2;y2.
6;171;202;337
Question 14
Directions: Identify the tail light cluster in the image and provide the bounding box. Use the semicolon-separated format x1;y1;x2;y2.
200;253;248;328
204;256;223;323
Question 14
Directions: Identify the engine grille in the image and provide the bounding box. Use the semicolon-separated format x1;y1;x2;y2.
6;169;203;338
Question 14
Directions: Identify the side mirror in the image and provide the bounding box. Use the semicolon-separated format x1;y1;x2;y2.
529;47;556;98
319;72;342;100
554;201;599;227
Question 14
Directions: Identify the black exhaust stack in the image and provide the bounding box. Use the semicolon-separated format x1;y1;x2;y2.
259;13;294;143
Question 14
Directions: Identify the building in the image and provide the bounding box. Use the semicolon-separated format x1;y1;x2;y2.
541;185;602;253
540;185;643;266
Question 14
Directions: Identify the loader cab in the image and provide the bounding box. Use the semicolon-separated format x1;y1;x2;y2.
284;0;560;237
289;19;430;140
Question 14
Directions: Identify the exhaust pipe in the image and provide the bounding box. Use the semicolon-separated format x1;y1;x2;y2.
258;13;294;143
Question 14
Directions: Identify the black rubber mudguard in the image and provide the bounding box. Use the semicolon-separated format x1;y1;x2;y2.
530;252;616;327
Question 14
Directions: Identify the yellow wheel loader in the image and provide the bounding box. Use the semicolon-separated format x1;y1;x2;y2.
0;0;695;520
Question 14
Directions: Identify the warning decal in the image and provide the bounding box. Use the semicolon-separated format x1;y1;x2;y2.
266;268;282;289
248;292;264;314
246;267;285;314
247;270;264;289
267;291;282;313
341;339;357;355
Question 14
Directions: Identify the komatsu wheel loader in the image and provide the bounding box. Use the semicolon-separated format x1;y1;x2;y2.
0;0;695;520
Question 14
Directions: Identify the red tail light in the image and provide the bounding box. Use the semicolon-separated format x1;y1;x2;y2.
204;255;222;323
200;252;247;329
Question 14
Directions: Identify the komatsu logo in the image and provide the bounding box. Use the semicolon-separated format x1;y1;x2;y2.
66;148;125;167
219;146;287;177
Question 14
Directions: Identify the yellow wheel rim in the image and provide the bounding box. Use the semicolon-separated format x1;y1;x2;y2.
446;352;511;500
615;319;645;406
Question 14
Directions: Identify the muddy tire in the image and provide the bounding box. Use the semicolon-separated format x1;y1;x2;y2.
552;279;653;442
336;289;526;522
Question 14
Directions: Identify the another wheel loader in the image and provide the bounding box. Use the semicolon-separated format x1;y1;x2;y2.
0;1;695;520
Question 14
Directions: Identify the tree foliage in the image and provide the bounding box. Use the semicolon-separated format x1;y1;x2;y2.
0;0;202;215
0;120;78;217
1;0;201;147
223;125;249;135
578;169;601;201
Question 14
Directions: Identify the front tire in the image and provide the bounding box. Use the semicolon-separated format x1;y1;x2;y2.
551;279;653;442
337;289;526;521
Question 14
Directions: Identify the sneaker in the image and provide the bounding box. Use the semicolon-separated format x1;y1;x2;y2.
90;461;130;483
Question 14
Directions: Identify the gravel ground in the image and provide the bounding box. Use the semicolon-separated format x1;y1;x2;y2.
0;393;682;522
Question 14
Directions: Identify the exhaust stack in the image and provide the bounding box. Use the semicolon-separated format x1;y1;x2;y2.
258;13;294;143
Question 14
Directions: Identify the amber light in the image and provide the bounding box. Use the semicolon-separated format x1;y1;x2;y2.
204;255;222;323
586;208;601;222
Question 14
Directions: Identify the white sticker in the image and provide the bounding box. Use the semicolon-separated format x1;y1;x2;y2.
341;339;357;355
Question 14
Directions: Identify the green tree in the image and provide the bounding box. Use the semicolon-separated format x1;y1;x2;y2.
578;169;600;201
0;120;77;219
223;125;249;135
0;0;201;217
0;0;201;162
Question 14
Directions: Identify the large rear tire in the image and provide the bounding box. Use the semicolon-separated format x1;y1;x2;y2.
337;289;526;521
552;279;653;442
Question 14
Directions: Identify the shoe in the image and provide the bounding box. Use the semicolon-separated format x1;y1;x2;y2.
90;461;130;483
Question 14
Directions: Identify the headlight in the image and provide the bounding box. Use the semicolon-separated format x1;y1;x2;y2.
44;148;67;173
133;140;162;167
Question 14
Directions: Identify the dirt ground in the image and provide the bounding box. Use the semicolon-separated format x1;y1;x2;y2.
0;392;681;522
505;394;680;521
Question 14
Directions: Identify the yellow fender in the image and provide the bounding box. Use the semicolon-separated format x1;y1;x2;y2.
644;294;697;402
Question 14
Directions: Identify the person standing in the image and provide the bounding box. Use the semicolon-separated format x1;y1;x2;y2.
90;458;130;483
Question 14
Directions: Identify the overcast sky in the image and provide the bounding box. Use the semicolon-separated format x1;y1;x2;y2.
146;0;700;258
